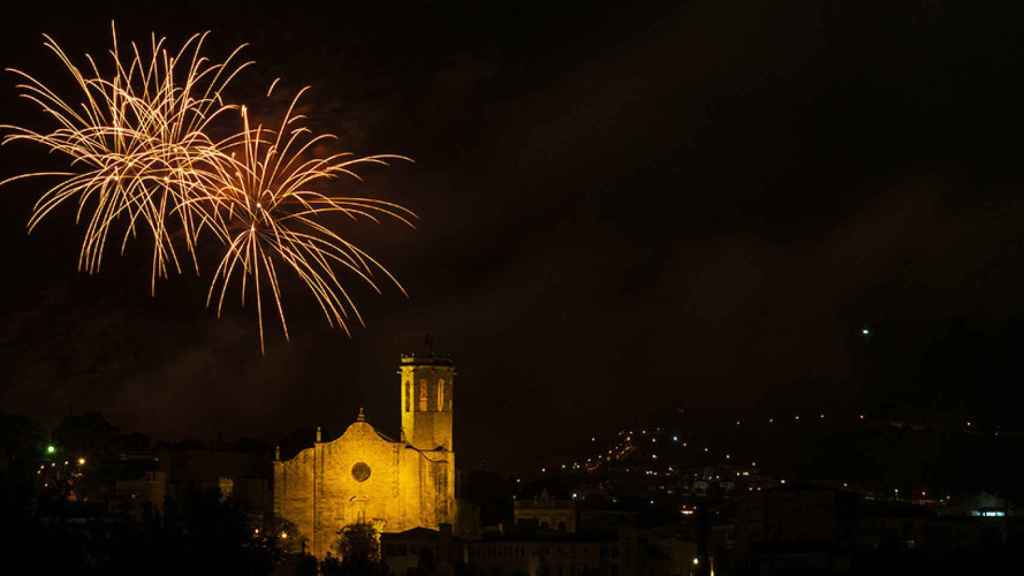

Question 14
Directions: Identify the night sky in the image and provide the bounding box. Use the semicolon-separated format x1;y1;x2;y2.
2;2;1023;472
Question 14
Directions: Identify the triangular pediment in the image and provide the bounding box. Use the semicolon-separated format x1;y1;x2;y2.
334;419;398;445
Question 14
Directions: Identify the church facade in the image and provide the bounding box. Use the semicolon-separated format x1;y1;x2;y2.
273;354;456;558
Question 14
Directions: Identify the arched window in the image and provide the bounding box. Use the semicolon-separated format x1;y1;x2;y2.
405;380;411;412
418;379;429;411
437;378;445;411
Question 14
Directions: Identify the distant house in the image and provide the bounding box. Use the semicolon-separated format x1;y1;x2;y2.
515;491;577;533
112;470;167;520
470;533;614;576
469;527;697;576
381;524;466;575
734;485;858;574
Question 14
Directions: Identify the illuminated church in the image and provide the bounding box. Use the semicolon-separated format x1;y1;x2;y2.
273;354;456;558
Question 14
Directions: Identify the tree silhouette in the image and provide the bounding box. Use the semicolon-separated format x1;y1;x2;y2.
326;521;388;575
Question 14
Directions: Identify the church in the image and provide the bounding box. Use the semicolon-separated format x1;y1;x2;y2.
273;353;457;558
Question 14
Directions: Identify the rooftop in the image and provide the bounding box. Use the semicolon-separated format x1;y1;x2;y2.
400;353;454;367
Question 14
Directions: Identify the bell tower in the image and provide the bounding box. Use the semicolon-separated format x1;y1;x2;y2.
400;353;454;451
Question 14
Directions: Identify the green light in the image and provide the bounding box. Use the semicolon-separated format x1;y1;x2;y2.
46;445;55;455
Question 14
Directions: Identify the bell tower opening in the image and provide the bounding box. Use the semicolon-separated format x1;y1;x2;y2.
399;353;454;451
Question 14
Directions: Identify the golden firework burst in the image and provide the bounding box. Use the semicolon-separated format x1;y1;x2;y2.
2;25;417;352
1;22;251;293
203;86;415;352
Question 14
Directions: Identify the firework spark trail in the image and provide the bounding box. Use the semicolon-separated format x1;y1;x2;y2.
203;87;416;353
0;22;252;294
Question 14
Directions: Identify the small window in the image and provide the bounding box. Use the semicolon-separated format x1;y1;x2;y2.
405;380;411;412
419;379;429;411
437;378;445;411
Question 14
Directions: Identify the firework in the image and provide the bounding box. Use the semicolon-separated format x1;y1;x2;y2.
2;26;416;352
203;86;415;352
1;22;251;293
